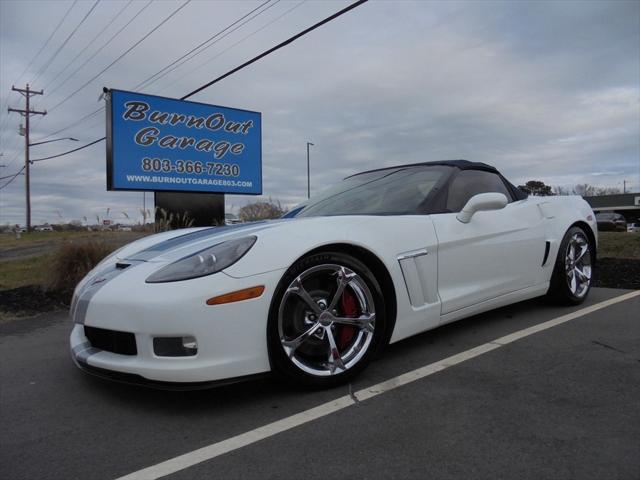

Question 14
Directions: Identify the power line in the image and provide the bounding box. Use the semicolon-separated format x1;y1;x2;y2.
47;0;192;113
181;0;368;100
34;106;104;142
0;167;25;181
45;0;153;98
0;166;25;190
35;0;273;141
14;0;79;85
1;139;23;170
32;0;101;84
0;1;76;146
44;0;133;93
27;0;369;166
30;137;105;163
134;0;277;91
157;0;307;96
31;1;154;142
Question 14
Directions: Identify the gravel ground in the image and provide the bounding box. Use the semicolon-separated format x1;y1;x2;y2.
593;257;640;290
0;286;67;321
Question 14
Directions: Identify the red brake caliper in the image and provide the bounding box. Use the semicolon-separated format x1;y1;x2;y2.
338;287;359;349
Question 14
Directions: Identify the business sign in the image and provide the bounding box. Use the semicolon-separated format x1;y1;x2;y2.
106;89;261;194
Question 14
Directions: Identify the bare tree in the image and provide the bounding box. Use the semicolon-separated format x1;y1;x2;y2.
572;184;622;196
239;198;285;221
553;185;572;196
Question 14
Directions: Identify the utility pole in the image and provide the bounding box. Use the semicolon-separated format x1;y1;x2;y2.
306;142;314;199
623;180;627;194
8;84;46;232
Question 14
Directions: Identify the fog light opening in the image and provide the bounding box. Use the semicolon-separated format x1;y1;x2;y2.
153;336;198;357
182;336;197;352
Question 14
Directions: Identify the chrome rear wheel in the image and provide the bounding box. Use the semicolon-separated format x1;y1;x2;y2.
548;226;594;305
564;231;592;298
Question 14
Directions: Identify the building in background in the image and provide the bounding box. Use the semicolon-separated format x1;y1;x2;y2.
584;194;640;223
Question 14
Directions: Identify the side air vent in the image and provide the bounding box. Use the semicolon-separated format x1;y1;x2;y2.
541;241;551;266
115;262;131;269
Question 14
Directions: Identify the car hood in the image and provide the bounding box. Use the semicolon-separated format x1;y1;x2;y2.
118;220;288;263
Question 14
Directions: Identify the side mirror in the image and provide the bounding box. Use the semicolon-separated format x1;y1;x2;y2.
456;192;508;223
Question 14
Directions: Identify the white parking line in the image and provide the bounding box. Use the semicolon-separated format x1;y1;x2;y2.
115;290;640;480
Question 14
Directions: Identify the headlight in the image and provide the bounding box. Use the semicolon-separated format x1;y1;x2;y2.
145;236;257;283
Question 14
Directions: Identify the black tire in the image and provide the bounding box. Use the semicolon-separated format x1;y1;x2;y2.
267;251;387;389
547;226;594;305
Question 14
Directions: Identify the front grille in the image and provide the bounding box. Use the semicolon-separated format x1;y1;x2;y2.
84;326;137;355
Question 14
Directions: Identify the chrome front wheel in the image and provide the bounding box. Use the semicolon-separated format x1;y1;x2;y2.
278;264;376;377
268;252;386;387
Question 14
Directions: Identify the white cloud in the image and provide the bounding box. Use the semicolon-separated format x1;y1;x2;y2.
0;0;639;225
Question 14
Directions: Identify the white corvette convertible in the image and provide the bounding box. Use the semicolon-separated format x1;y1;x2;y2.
70;160;596;388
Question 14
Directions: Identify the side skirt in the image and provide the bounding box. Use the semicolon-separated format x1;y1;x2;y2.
438;283;550;326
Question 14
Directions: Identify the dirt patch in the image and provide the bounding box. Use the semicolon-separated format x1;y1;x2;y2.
593;257;640;290
0;286;69;321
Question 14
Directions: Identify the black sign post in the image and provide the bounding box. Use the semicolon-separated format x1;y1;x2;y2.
154;192;224;228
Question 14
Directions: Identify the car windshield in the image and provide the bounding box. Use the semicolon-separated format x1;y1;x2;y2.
292;166;447;218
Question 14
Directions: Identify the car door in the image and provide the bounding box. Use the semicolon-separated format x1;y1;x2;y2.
431;169;546;316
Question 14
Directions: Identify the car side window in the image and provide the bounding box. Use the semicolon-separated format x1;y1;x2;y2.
446;170;513;212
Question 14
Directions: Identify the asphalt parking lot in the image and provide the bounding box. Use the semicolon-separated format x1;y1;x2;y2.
1;287;639;480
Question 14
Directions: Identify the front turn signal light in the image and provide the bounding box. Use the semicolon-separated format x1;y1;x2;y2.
206;286;265;305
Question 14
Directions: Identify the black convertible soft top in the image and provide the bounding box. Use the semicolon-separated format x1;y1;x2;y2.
345;159;527;201
346;159;499;178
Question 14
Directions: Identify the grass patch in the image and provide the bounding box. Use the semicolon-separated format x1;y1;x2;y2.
48;242;114;296
1;230;637;302
0;254;52;290
0;230;107;249
1;241;115;293
598;232;640;259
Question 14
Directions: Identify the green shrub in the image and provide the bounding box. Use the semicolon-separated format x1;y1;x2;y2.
48;241;114;297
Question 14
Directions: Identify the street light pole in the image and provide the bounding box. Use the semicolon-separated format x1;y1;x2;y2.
306;142;314;199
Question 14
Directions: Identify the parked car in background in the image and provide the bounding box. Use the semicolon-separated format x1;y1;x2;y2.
595;212;626;232
34;225;53;232
224;213;242;225
627;222;640;233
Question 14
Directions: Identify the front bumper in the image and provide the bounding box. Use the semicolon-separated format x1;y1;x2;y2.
69;266;285;384
71;355;268;390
